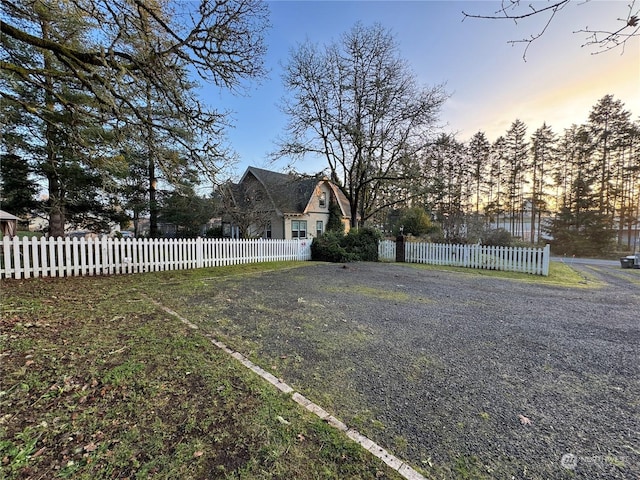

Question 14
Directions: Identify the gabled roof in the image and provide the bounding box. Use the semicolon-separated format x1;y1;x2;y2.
0;210;20;221
239;166;351;218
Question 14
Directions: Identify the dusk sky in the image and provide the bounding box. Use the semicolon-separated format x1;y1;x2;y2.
207;0;640;179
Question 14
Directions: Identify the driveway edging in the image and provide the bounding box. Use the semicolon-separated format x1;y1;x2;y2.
145;295;427;480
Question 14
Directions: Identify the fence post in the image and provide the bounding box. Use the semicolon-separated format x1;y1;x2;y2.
395;235;406;263
542;244;550;276
196;237;203;269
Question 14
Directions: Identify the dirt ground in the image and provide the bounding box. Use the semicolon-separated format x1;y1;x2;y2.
178;261;639;479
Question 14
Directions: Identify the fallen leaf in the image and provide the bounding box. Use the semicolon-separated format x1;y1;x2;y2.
518;414;531;425
32;447;46;458
84;442;97;452
193;451;204;458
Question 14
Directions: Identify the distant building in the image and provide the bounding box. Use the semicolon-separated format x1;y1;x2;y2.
0;210;20;238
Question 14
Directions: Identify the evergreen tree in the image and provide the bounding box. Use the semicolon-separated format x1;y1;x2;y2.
587;95;632;221
0;153;40;217
394;206;435;236
158;182;214;238
468;131;491;215
326;201;345;233
486;136;507;229
503;119;529;237
529;123;556;243
618;121;640;248
2;0;268;236
546;123;614;255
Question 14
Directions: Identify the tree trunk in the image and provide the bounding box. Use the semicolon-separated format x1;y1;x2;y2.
43;20;65;238
149;158;158;238
146;84;159;238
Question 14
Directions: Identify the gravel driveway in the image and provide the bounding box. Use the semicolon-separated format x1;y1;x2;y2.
186;261;639;479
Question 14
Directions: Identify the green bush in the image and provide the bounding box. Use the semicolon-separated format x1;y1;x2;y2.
342;228;381;261
482;228;512;247
311;231;354;262
311;227;381;262
205;226;224;238
393;206;435;237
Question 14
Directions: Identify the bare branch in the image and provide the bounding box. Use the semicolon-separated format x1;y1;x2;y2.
462;0;639;59
462;0;570;21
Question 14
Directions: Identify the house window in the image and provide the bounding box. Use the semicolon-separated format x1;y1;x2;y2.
265;221;272;239
319;192;327;208
292;220;307;239
316;220;323;237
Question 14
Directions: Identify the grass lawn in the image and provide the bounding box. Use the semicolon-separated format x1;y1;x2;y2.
0;231;43;240
0;262;404;480
406;260;592;288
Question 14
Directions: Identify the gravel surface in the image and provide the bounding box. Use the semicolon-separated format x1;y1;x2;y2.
190;261;639;479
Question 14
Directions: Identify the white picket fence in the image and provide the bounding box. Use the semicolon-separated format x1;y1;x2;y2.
378;239;396;260
0;236;312;280
378;240;550;276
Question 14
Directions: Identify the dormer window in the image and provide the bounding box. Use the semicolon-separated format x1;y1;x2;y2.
319;192;327;208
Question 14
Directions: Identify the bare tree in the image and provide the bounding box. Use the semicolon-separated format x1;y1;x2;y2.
218;181;273;239
278;23;447;228
462;0;639;60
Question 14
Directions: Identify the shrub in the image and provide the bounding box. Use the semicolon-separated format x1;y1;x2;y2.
393;206;435;237
311;231;354;262
205;226;224;238
342;227;381;261
482;228;512;247
311;227;381;262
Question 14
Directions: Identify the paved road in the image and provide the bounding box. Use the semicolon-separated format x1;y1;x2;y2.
551;256;621;267
554;257;640;290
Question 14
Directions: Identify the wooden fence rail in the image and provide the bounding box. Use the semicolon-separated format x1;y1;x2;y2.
379;240;550;276
1;236;312;280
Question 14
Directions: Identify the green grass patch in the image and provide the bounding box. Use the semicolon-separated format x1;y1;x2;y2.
0;262;402;480
0;230;43;240
406;260;594;288
325;284;412;302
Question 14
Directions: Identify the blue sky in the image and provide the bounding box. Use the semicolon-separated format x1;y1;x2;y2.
205;1;640;180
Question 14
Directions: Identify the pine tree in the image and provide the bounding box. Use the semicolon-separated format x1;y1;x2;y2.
503;119;529;237
0;153;40;218
529;123;556;243
2;0;268;236
468;131;491;216
587;95;632;220
546;124;614;255
486;136;507;229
